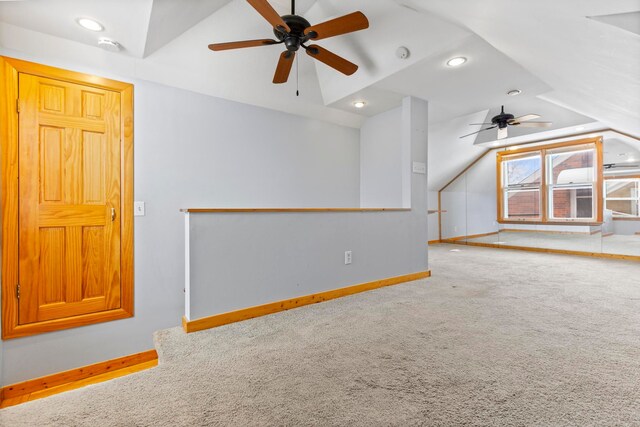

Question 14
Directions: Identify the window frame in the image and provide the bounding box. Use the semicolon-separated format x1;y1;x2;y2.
604;177;640;218
496;137;603;225
546;146;597;222
501;153;543;221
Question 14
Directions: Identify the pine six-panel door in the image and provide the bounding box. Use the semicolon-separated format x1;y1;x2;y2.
18;73;122;324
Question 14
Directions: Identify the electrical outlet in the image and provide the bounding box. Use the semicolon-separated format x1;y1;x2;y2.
134;201;146;216
344;251;352;265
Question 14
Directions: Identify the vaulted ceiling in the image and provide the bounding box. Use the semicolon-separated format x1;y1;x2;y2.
0;0;638;190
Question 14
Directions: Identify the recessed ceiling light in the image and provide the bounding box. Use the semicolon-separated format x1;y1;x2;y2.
353;101;366;109
77;18;104;32
446;56;467;67
575;126;585;131
507;89;522;96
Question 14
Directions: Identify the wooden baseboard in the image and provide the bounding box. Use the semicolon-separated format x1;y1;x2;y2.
0;349;158;409
447;240;640;262
428;239;441;245
183;270;432;334
442;231;499;242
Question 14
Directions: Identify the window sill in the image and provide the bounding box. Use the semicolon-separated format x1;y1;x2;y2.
499;220;602;226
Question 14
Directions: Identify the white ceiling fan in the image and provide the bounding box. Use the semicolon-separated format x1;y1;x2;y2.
460;105;553;140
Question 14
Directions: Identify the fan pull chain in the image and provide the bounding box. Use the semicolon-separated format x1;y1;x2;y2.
296;53;300;96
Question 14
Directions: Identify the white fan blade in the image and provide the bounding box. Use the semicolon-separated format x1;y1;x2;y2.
516;121;553;128
509;114;540;123
497;127;508;140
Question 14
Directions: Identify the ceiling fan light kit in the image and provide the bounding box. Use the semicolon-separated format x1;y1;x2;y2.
208;0;369;84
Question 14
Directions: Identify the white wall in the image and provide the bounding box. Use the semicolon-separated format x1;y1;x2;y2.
187;97;429;322
439;149;500;241
360;107;403;207
1;65;361;385
613;220;640;235
464;152;499;236
441;177;467;239
428;191;439;241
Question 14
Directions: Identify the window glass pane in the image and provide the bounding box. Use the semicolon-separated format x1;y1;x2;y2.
551;187;593;219
605;180;638;199
549;149;594;185
505;189;540;219
504;155;541;187
606;200;639;217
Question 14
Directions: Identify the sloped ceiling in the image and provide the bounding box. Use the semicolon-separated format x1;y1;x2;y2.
0;0;638;189
398;0;640;136
588;11;640;37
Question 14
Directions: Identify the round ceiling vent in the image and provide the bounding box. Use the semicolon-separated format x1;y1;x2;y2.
396;46;410;60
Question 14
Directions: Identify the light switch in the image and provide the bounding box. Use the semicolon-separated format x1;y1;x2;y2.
134;201;145;216
412;162;426;174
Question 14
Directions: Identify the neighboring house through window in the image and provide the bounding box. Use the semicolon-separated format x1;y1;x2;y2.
497;138;603;224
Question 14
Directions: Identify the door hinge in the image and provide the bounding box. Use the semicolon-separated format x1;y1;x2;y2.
16;283;20;299
16;99;20;113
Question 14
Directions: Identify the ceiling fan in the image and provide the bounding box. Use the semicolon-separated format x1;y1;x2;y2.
208;0;369;84
460;106;553;140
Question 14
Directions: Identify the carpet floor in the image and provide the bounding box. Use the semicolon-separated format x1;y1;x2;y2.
2;244;640;426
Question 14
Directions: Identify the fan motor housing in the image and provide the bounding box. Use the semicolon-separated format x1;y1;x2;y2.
492;112;514;128
275;15;311;51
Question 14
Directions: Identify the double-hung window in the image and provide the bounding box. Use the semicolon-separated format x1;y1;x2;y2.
605;179;640;217
546;145;597;221
501;153;542;221
497;138;602;224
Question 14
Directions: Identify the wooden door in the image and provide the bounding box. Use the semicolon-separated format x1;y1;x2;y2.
18;73;122;324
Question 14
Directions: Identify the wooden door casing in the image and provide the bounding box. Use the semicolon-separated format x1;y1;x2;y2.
1;57;134;339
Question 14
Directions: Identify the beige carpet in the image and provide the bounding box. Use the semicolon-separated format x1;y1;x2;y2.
2;244;640;426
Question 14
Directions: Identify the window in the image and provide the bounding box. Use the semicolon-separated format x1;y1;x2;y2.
605;179;640;217
501;154;542;220
497;138;603;224
547;147;596;221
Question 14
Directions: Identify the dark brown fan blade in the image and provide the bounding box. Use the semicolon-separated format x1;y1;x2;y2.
247;0;291;32
459;125;497;139
273;51;295;84
305;45;358;75
208;39;279;51
305;11;369;40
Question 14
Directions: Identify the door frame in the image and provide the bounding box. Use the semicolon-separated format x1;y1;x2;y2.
1;57;134;339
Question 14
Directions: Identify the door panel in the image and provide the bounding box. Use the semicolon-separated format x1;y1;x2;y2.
18;73;122;325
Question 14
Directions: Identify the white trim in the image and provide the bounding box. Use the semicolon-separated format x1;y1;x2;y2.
184;212;191;321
